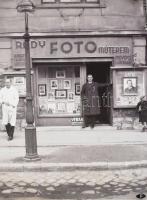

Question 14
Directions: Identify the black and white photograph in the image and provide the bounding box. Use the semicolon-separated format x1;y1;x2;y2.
1;1;147;200
55;89;67;99
38;84;46;96
50;80;58;89
75;83;80;95
63;80;71;89
68;92;74;100
123;77;138;95
56;70;65;78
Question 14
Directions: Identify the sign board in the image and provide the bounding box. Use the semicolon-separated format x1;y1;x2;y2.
113;70;145;108
12;37;133;68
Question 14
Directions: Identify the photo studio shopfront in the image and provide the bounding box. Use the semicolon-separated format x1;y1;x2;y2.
11;36;146;127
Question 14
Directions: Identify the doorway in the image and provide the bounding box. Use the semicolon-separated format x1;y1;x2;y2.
86;62;112;125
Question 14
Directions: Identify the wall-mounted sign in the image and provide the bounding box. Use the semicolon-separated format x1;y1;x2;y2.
12;37;133;68
113;70;145;108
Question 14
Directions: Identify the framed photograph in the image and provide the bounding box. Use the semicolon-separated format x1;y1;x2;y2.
123;77;137;95
68;92;74;101
63;80;71;89
56;70;65;78
48;92;55;101
55;89;67;99
51;80;58;89
57;102;66;113
38;84;46;96
75;83;80;95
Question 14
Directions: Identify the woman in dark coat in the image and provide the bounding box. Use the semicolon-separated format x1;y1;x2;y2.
136;96;147;132
81;74;109;128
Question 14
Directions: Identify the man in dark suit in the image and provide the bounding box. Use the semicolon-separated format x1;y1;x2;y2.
124;79;137;93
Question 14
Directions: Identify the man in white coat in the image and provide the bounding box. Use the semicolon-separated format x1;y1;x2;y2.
0;79;19;140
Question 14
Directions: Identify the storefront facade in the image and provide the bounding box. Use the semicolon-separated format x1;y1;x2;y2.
0;0;146;128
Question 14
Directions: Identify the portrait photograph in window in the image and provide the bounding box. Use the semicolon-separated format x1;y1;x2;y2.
75;83;80;95
48;92;55;101
123;77;137;95
68;92;74;101
51;80;58;89
38;84;46;96
63;80;71;89
55;89;67;99
56;70;65;78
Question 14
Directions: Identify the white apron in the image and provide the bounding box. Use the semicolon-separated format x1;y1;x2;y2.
0;86;19;126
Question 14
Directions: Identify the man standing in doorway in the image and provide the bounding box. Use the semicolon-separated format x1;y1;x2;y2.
0;79;19;140
81;74;110;128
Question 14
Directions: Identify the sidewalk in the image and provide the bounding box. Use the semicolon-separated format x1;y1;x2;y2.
0;126;147;171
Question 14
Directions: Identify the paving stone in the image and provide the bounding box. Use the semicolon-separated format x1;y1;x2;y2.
40;182;49;187
5;181;15;187
25;188;38;194
79;178;88;184
46;187;55;191
86;182;96;186
17;181;27;186
138;181;147;185
0;182;4;187
1;189;12;194
103;184;111;188
52;183;60;187
81;190;95;194
67;179;77;184
12;187;24;193
95;186;101;190
122;188;132;192
30;182;39;187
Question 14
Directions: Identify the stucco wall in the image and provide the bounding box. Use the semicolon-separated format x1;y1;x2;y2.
0;0;145;34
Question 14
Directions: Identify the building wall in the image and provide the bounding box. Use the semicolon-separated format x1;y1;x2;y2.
0;0;145;33
0;0;146;129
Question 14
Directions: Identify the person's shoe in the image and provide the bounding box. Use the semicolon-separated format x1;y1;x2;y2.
9;136;13;141
90;124;95;129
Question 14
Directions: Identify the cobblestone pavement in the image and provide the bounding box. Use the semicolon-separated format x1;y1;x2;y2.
0;168;147;199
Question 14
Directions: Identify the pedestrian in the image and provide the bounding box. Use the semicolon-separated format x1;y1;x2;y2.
136;95;147;132
81;74;111;129
0;78;19;140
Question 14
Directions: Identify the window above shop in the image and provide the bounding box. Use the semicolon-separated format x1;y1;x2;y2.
40;0;106;8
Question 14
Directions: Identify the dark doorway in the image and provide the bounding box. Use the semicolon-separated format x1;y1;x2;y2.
86;62;112;125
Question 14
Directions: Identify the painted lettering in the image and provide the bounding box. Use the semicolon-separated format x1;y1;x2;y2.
39;40;46;48
61;42;73;53
50;42;58;54
16;41;23;49
85;41;97;53
31;41;37;48
74;41;83;53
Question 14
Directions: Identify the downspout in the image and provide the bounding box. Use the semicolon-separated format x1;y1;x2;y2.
144;0;147;64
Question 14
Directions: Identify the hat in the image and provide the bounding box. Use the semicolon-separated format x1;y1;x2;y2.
140;96;145;100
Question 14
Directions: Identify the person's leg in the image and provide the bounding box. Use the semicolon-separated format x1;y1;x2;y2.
9;126;15;140
82;115;89;128
90;116;96;128
142;122;146;132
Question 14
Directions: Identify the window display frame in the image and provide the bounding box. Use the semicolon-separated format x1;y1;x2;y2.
75;83;80;95
38;84;47;96
55;89;67;99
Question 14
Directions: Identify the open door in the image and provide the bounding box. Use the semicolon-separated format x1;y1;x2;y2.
86;62;113;125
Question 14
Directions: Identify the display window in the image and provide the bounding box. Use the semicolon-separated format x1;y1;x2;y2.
37;65;81;116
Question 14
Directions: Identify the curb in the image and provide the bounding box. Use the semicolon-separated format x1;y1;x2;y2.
0;160;147;172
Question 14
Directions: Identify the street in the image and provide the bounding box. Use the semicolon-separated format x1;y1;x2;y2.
0;168;147;199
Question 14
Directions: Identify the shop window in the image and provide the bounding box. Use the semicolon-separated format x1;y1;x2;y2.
37;66;81;116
